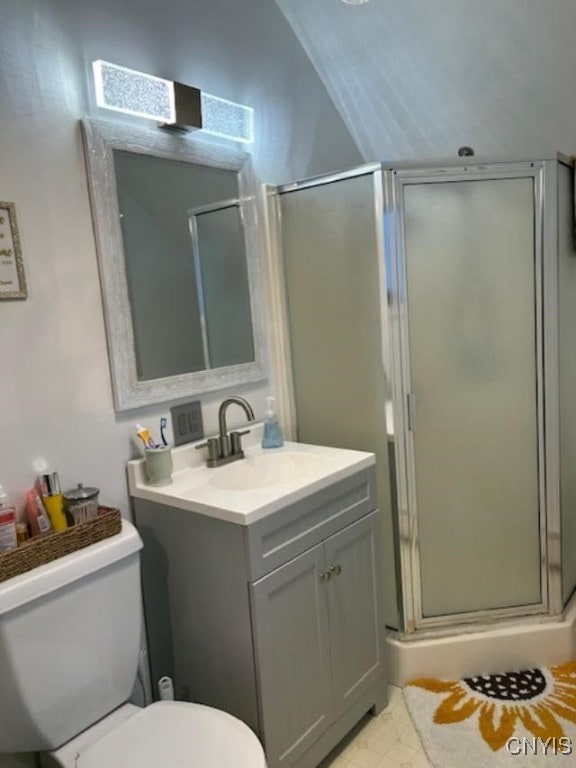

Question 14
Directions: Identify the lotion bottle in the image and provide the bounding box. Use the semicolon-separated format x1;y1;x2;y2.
261;396;284;449
26;488;52;537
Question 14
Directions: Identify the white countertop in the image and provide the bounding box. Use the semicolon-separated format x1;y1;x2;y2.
127;425;374;525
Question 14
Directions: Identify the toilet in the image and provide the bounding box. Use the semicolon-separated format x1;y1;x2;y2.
0;520;266;767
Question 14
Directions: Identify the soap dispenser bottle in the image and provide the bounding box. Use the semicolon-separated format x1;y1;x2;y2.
261;396;284;449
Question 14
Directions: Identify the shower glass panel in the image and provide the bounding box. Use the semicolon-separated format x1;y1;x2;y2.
279;172;399;629
401;177;542;617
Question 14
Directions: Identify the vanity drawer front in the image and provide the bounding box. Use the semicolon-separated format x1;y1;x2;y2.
245;467;376;580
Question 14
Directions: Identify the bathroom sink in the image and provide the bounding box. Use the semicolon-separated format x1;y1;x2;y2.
127;426;375;525
208;452;327;491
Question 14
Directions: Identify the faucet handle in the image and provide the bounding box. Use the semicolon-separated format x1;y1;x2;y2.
195;437;220;462
230;430;250;456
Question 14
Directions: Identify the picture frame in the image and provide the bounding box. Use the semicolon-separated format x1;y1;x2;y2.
0;201;27;299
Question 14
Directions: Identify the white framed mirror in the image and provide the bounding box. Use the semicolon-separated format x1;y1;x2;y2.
81;118;267;410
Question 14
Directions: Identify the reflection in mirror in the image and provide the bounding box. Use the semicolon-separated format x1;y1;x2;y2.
190;200;254;370
81;118;266;410
114;151;245;380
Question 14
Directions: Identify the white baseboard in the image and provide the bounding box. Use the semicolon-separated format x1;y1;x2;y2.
386;596;576;686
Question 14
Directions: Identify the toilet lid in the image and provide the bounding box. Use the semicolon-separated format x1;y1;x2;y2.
77;701;266;768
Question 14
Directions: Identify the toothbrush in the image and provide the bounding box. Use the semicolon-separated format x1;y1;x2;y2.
134;423;155;449
160;417;168;446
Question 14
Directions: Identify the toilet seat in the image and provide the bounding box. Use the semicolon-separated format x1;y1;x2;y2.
76;701;266;768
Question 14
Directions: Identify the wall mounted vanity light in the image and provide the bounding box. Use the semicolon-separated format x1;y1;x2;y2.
92;60;254;144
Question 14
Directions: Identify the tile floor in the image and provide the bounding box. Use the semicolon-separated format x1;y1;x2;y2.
318;685;431;768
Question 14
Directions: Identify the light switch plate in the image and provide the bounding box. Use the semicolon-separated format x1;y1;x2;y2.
170;400;204;446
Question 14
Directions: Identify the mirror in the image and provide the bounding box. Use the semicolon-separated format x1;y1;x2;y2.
81;118;266;410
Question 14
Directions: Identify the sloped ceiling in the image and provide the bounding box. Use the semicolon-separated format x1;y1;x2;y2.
274;0;576;162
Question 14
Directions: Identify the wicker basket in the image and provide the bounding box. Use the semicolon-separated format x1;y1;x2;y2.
0;506;122;584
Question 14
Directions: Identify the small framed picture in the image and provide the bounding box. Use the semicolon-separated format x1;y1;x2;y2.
0;201;27;299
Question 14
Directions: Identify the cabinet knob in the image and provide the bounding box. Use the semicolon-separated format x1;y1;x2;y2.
329;564;342;577
319;571;332;584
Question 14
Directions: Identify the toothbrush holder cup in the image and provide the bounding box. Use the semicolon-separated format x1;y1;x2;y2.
144;446;173;486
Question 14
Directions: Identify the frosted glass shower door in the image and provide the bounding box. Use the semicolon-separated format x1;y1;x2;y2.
279;172;399;629
400;175;543;619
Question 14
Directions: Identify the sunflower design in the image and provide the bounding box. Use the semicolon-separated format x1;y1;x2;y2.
407;661;576;751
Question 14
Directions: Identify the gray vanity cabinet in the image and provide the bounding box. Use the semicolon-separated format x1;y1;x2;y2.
133;465;387;768
251;512;382;767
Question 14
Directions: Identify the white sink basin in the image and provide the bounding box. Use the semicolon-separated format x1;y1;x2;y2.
127;432;375;525
209;452;327;491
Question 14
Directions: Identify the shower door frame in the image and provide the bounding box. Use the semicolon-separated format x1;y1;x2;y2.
383;160;561;634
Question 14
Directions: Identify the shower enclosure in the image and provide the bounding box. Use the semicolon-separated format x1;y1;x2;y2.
269;155;576;637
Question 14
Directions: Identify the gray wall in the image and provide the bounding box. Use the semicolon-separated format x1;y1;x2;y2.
0;0;360;512
276;0;576;162
0;2;360;765
62;0;364;183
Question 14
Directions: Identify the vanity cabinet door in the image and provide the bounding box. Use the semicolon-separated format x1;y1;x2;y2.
325;512;383;719
251;543;333;767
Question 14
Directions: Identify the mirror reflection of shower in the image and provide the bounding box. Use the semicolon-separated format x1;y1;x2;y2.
188;199;254;370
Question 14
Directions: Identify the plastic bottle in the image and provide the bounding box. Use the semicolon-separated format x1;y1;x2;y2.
26;489;52;537
39;471;68;532
261;396;284;449
0;484;18;552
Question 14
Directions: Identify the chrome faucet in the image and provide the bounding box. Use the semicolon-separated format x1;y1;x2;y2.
196;396;256;468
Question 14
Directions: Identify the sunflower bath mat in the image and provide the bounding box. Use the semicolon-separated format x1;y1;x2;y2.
404;662;576;765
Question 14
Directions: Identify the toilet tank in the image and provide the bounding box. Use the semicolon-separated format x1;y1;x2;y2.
0;519;143;753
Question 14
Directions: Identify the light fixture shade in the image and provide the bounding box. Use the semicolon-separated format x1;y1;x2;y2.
200;93;254;144
92;60;175;123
